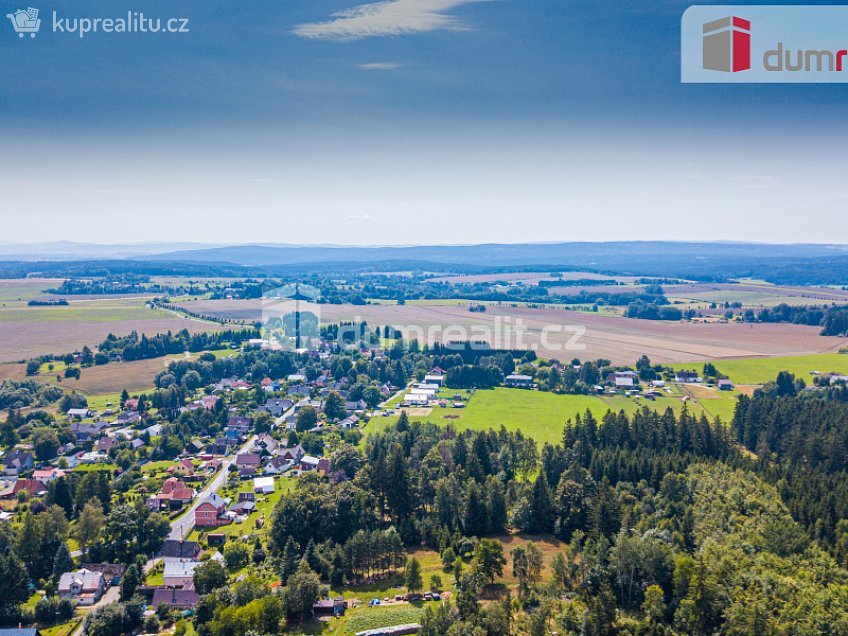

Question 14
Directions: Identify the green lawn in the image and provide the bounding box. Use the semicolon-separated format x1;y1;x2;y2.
367;388;706;446
190;476;295;544
333;605;425;635
669;353;848;386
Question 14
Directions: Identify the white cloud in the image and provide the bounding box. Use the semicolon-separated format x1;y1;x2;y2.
293;0;486;41
349;213;374;221
359;62;402;71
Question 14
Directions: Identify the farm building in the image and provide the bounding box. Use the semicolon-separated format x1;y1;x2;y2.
675;371;701;383
505;374;534;388
253;476;275;494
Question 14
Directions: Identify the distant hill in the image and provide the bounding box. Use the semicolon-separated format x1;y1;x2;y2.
146;241;848;268
1;241;848;284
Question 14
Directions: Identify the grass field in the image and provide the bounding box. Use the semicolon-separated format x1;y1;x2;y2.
669;353;848;385
368;387;706;446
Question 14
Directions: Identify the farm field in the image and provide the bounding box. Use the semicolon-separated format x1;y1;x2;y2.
423;271;640;284
367;388;706;446
0;303;220;363
665;281;848;308
175;299;848;364
0;354;190;395
670;353;848;386
0;278;67;303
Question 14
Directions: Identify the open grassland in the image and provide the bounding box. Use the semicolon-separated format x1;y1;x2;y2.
0;278;66;303
670;353;848;386
175;300;848;364
367;388;706;446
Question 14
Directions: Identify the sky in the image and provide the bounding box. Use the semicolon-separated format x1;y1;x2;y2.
1;0;848;246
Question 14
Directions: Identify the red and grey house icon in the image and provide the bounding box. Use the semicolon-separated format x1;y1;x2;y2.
703;16;751;72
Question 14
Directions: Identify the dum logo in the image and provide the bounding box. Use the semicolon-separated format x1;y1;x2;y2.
703;16;750;72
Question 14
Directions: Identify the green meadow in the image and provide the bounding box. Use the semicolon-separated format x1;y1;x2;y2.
669;353;848;386
367;387;707;446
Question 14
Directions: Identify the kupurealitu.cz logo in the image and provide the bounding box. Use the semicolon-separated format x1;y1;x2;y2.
683;5;848;83
6;6;190;39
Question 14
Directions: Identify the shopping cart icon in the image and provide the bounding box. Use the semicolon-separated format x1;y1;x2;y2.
6;7;41;38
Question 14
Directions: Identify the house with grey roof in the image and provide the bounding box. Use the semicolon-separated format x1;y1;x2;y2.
58;568;105;605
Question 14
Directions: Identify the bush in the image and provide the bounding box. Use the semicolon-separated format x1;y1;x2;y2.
224;541;250;570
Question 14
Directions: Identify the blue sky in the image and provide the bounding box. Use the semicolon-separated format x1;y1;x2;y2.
1;0;847;245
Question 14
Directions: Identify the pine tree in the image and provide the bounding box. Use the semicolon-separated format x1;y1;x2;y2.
280;536;300;583
52;542;74;581
121;564;140;601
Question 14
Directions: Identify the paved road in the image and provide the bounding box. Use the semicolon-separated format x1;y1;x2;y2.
168;433;258;540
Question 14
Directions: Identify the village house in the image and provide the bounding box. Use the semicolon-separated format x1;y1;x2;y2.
504;374;534;388
115;411;141;426
258;398;293;417
717;379;734;390
675;371;701;383
251;433;278;455
235;452;262;477
278;444;305;463
194;493;229;527
208;438;236;456
287;384;311;398
263;456;292;475
168;458;196;477
163;560;199;587
189;395;219;411
152;587;199;610
186;439;205;455
226;416;252;435
69;421;108;443
66;408;93;420
0;478;47;499
32;467;65;482
3;450;34;476
80;562;126;587
339;415;360;430
147;477;194;512
58;568;105;605
300;455;320;471
158;539;201;563
344;400;367;415
96;436;120;454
